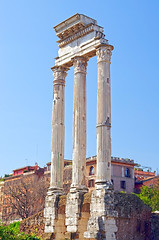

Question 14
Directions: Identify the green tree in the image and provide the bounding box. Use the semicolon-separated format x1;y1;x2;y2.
136;181;159;211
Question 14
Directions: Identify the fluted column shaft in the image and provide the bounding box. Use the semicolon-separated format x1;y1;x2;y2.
71;56;88;192
96;45;113;186
50;66;68;191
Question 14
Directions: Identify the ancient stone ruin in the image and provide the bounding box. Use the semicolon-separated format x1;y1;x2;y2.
44;13;120;239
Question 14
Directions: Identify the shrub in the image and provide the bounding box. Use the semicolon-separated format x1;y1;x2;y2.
0;221;41;240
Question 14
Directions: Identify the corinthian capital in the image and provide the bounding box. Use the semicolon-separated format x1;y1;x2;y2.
51;66;69;85
72;56;88;74
96;45;113;63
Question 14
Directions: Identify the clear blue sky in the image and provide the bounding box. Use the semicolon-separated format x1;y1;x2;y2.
0;0;159;177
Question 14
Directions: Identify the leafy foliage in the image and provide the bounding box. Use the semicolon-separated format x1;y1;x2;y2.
136;182;159;211
0;221;41;240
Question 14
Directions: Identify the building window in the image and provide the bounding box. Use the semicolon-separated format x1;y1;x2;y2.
121;180;126;189
88;179;95;188
89;166;94;175
125;168;131;178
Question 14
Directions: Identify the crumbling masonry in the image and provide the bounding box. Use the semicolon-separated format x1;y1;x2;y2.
44;14;118;239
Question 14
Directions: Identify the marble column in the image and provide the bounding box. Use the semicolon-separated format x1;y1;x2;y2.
66;57;87;233
50;66;68;192
84;45;118;239
96;45;113;188
71;56;88;192
44;66;68;233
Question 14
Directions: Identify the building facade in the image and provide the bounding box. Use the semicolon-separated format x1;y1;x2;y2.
1;166;49;224
47;156;135;193
86;156;135;193
0;156;135;224
0;181;4;222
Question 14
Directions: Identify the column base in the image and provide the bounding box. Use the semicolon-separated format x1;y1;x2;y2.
66;187;88;233
70;184;88;193
84;187;118;239
44;188;63;233
95;180;113;190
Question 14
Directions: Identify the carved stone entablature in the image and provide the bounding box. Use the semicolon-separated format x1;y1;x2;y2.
57;25;106;48
54;13;97;40
72;56;88;74
51;66;69;85
58;24;94;48
57;22;86;40
96;45;113;63
54;14;108;67
95;31;105;40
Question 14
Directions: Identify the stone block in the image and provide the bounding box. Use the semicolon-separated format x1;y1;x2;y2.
67;225;78;233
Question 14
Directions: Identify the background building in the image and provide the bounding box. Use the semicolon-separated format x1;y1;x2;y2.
1;156;157;223
86;156;135;193
134;170;158;193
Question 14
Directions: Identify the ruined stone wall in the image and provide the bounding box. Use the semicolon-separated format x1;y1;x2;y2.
19;192;153;240
20;210;45;237
150;212;159;240
114;193;151;240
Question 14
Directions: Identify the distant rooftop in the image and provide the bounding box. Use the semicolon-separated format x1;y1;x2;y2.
86;156;135;165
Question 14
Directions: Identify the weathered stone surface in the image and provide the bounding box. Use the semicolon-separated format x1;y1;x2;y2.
20;193;153;240
96;45;113;186
84;188;118;239
71;56;88;192
44;65;69;233
66;191;84;233
44;191;60;233
54;14;108;67
50;66;69;191
151;212;159;240
19;210;45;237
114;193;152;240
84;43;117;239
